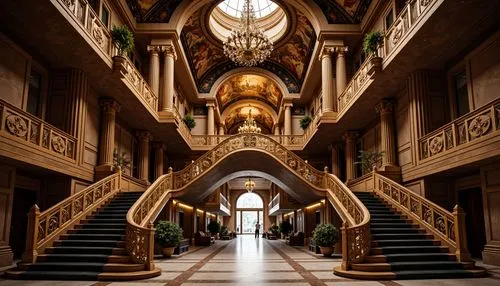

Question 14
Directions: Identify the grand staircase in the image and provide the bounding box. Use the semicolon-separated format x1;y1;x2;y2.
7;192;160;280
344;192;486;279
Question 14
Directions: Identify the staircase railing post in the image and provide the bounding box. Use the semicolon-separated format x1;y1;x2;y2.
453;205;472;262
146;221;155;270
323;166;329;188
340;221;349;270
21;204;40;263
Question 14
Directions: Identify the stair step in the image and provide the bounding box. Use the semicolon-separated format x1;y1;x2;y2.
370;222;413;227
60;233;125;240
372;233;432;240
45;246;126;255
366;253;456;263
82;218;126;224
366;206;392;210
68;228;126;235
370;214;404;218
369;210;397;214
6;270;101;280
18;262;143;272
351;261;468;272
90;214;128;218
95;210;129;214
54;240;125;248
371;245;449;255
393;269;483;279
370;218;410;223
78;223;126;229
370;228;423;234
36;254;130;263
372;239;440;247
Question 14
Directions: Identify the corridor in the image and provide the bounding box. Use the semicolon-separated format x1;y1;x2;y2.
1;235;500;286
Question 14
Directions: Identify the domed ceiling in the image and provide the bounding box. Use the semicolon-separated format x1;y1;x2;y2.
312;0;373;24
125;0;182;22
216;75;282;113
224;105;275;134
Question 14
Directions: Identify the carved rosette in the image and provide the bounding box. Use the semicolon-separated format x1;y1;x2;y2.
6;114;28;137
429;135;444;155
468;115;491;139
392;26;404;44
91;20;104;46
420;0;432;7
51;136;67;154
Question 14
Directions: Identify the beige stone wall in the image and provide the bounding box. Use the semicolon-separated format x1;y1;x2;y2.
0;33;30;109
82;89;100;171
192;115;207;135
396;90;413;171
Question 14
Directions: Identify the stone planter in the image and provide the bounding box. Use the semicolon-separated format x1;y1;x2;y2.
161;247;175;258
368;56;383;77
319;246;334;257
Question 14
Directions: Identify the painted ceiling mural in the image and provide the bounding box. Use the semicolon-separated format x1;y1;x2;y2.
312;0;373;24
126;0;182;23
224;106;274;134
216;75;282;112
181;6;316;94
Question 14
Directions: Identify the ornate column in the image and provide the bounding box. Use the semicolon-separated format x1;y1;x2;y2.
207;103;215;135
343;131;359;182
330;143;341;176
153;142;165;180
335;47;348;97
218;124;225;135
161;45;177;112
284;103;292;136
96;98;121;173
320;46;335;113
376;100;399;170
274;124;281;135
136;130;153;183
147;45;161;98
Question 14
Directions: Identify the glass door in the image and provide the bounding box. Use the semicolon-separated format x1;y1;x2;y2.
242;211;258;233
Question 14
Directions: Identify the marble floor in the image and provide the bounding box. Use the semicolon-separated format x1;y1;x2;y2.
1;235;500;285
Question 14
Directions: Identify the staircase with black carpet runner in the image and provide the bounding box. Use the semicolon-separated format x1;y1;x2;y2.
337;192;486;279
6;192;161;280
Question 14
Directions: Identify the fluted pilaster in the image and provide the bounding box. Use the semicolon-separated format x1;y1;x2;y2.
207;103;215;135
284;103;293;136
376;100;398;169
147;45;161;99
136;130;153;183
161;45;177;112
320;46;335;112
343;131;359;182
153;142;165;179
330;143;342;176
335;46;348;99
97;98;121;172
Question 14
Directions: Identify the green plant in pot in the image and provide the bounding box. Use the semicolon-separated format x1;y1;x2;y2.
363;31;383;57
299;115;312;130
112;148;131;173
207;220;221;237
220;225;229;237
155;221;183;257
269;224;279;236
312;223;339;257
355;150;385;174
111;25;134;56
279;221;292;237
182;114;196;130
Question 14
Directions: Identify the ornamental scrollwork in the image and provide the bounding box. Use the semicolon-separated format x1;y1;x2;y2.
51;136;67;154
435;215;446;234
126;226;148;263
91;21;104;46
6;114;28;137
468;115;491;139
429;135;444;155
62;0;76;11
420;0;432;7
392;26;404;44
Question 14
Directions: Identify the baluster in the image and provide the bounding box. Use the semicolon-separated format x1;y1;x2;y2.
491;105;497;131
38;122;44;147
340;222;349;270
407;2;412;27
146;222;155;270
453;205;471;262
22;205;40;263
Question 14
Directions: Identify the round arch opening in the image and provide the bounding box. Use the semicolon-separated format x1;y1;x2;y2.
235;192;264;235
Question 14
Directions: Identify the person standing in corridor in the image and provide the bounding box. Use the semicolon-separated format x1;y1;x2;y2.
255;222;260;238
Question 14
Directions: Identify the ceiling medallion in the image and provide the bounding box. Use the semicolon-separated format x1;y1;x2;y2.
245;178;255;192
223;0;273;67
238;108;261;134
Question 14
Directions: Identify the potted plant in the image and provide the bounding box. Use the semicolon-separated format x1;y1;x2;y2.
355;150;385;174
299;115;312;130
155;221;183;258
112;148;131;173
363;31;383;75
269;224;279;236
182;114;196;130
279;221;292;238
312;224;339;257
111;25;134;57
207;220;221;237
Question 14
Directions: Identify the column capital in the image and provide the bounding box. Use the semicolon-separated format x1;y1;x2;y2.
342;131;359;142
161;45;177;60
136;130;153;142
283;102;293;108
152;142;166;150
335;46;349;54
206;102;216;108
319;45;335;60
99;98;121;113
147;45;162;54
375;99;396;115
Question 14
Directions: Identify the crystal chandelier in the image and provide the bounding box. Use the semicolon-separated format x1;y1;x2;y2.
238;108;261;133
245;178;255;192
223;0;273;66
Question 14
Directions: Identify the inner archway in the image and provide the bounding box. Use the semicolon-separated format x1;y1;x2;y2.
236;192;264;234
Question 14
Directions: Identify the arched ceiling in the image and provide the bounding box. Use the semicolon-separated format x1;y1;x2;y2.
216;74;282;113
125;0;182;23
224;104;275;134
312;0;373;24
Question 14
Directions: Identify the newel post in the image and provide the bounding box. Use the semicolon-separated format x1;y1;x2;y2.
147;221;155;270
22;205;40;263
340;221;349;270
324;166;329;187
168;167;173;187
453;205;472;262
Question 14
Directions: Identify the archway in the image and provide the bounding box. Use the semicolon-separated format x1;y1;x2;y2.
235;192;264;234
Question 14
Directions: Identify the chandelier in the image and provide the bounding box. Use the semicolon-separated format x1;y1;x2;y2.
238;108;261;133
223;0;273;66
245;178;255;192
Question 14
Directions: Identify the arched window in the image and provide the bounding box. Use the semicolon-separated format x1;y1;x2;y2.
236;192;263;208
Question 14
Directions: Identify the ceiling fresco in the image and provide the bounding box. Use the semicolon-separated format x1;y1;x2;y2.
126;0;182;23
312;0;372;24
181;6;316;94
224;105;274;134
216;75;282;112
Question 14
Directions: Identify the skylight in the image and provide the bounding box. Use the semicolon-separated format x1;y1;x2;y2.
218;0;278;18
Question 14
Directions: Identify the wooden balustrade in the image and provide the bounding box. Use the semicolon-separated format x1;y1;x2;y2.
22;172;122;263
419;98;500;160
373;172;471;262
0;99;77;161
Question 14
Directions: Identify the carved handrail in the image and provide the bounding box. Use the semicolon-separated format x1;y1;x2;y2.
172;107;194;143
22;172;121;263
126;133;370;271
0;99;77;161
324;171;371;269
419;97;500;160
373;172;471;262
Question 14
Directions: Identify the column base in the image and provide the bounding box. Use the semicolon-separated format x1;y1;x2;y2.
95;164;115;181
483;244;500;266
0;245;13;267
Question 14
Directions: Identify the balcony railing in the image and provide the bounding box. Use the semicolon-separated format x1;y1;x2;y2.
419;98;500;161
269;193;279;209
0;99;77;161
220;193;230;213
